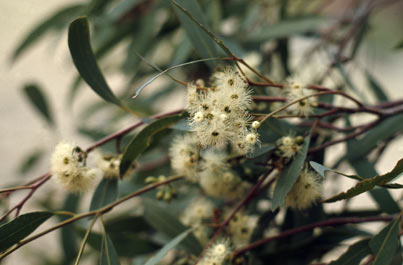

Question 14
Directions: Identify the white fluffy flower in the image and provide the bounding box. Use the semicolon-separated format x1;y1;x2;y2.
51;141;95;192
169;134;199;182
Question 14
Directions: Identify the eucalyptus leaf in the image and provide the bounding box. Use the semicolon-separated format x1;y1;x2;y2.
143;199;202;255
100;233;121;265
119;114;182;177
18;149;44;175
89;178;118;211
22;83;54;127
328;239;371;265
272;135;310;210
365;71;389;102
0;212;53;252
144;228;195;265
68;17;122;107
369;214;402;265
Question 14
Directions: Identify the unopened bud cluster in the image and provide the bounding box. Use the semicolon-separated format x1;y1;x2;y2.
145;175;177;202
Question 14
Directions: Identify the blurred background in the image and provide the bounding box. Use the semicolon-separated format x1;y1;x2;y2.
1;0;403;264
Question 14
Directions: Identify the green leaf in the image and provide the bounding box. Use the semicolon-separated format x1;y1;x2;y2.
351;16;369;58
119;114;182;176
394;39;403;50
22;83;54;127
12;4;84;62
248;16;326;42
105;216;153;234
328;239;371;265
89;178;118;211
324;158;403;203
59;193;80;263
249;143;276;158
68;17;122;106
0;212;53;252
310;161;363;181
369;214;402;265
144;228;195;265
272;135;310;210
347;114;403;161
365;71;389;102
171;0;233;57
100;233;121;265
18;149;44;175
143;199;202;255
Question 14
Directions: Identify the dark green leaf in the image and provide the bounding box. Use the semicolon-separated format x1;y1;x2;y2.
248;16;326;42
105;216;153;234
89;178;118;211
22;83;54;127
18;149;44;175
59;193;80;264
328;239;371;265
394;39;403;50
143;199;202;255
119;114;182;176
272;135;310;210
172;0;219;60
145;228;195;265
171;0;233;57
12;4;84;62
249;143;276;158
100;233;121;265
347;114;403;161
68;17;122;106
369;214;402;265
324;158;403;203
0;212;53;252
365;71;389;102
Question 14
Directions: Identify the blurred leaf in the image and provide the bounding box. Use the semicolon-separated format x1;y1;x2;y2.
365;71;389;102
143;199;202;255
59;193;80;264
144;228;195;265
22;83;54;127
171;0;233;57
347;114;403;161
89;178;118;211
120;114;182;177
351;16;369;58
272;135;310;210
171;0;219;61
18;149;44;175
369;214;402;265
105;216;153;234
12;4;84;62
170;36;193;66
86;0;110;15
248;16;325;42
328;239;371;265
394;39;403;50
0;212;53;252
106;0;143;22
100;233;121;265
68;17;122;107
249;143;276;158
84;230;159;257
336;64;367;102
325;158;403;203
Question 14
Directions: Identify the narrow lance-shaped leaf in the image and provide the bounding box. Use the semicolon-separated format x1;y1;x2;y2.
100;233;121;265
89;178;118;211
171;0;233;57
0;212;53;252
119;114;182;177
23;83;54;127
365;71;389;102
328;239;371;265
68;17;122;106
369;213;402;265
12;4;84;62
324;158;403;203
144;228;195;265
143;199;202;255
272;135;310;210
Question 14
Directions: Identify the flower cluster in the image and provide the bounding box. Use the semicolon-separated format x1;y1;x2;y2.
228;211;257;248
285;167;322;210
187;67;259;155
283;77;317;117
50;141;96;192
275;135;305;159
200;240;231;265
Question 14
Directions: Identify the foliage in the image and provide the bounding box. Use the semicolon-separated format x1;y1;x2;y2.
2;1;403;265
